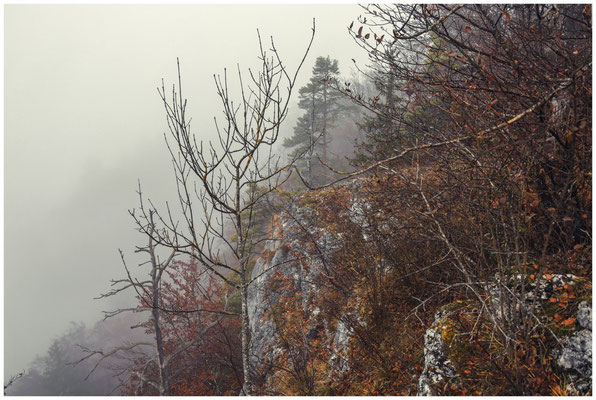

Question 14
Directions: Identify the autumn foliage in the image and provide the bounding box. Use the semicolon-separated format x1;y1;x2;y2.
122;259;242;395
251;4;591;396
115;4;590;396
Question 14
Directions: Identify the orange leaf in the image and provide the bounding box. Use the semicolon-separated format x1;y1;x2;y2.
561;317;576;326
544;273;553;280
502;10;511;23
549;297;557;303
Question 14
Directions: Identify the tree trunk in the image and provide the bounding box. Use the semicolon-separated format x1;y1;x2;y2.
237;174;253;396
322;81;328;165
309;84;316;182
152;272;169;396
240;279;252;395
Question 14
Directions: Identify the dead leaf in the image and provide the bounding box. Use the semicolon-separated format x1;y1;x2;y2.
561;317;576;326
502;10;511;23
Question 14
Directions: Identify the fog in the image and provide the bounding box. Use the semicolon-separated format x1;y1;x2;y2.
4;4;368;380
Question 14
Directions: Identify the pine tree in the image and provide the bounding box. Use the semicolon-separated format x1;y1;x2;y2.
283;56;344;183
353;43;445;165
353;47;407;163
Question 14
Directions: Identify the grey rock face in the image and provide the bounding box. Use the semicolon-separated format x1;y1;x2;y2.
489;274;578;331
488;275;591;394
247;202;348;382
328;318;352;375
417;310;458;396
556;301;592;394
418;279;591;396
577;301;592;330
328;313;366;377
557;330;592;376
348;183;370;233
247;234;288;368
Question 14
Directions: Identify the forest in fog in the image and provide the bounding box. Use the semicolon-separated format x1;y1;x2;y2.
5;4;592;396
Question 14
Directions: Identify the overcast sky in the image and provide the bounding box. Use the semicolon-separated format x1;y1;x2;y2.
4;4;369;378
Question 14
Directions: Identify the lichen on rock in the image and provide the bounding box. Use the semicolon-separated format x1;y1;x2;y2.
247;199;351;389
555;301;592;394
417;309;459;396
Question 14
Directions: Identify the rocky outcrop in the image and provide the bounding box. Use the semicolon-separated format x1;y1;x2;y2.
577;301;592;329
417;309;459;396
555;301;592;394
328;318;352;376
489;273;578;324
328;312;365;377
488;273;592;394
248;184;592;396
247;228;288;370
247;202;347;383
418;275;592;395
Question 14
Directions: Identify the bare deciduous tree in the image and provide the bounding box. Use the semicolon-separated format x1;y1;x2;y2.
130;23;315;394
75;212;175;395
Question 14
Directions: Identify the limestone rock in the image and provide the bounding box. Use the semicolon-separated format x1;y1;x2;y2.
247;201;350;384
556;301;592;394
577;301;592;330
417;310;459;396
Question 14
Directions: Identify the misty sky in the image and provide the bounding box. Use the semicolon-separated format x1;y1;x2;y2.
4;4;369;379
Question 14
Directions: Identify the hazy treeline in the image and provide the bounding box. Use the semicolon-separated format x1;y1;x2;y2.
6;314;149;396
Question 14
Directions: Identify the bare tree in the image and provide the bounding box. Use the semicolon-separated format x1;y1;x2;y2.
73;212;174;395
129;23;315;394
77;209;237;395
